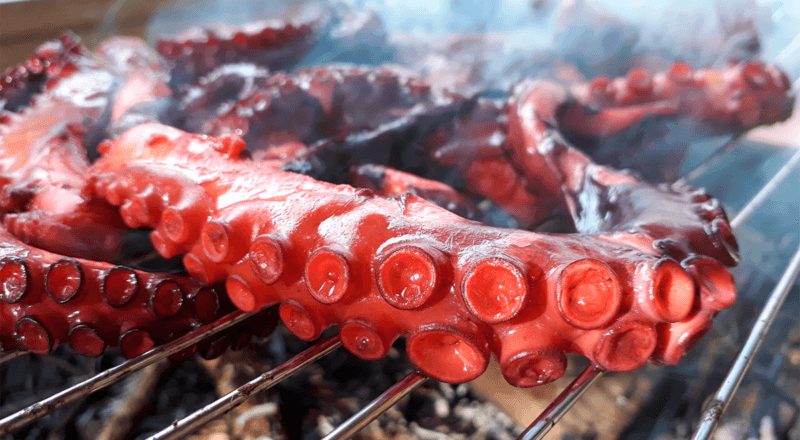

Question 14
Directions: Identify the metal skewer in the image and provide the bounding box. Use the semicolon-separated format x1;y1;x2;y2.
691;244;800;440
321;370;429;440
147;334;342;440
0;311;250;435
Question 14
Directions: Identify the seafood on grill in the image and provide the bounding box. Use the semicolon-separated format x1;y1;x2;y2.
0;25;793;387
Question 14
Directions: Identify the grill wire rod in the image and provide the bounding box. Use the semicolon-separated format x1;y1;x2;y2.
0;351;27;366
516;145;800;440
691;244;800;440
321;370;429;440
517;366;604;440
730;148;800;230
675;135;742;187
147;334;342;440
0;310;251;435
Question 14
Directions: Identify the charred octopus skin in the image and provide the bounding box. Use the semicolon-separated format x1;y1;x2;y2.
156;20;316;86
0;31;792;388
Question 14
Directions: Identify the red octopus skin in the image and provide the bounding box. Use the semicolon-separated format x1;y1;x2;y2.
349;163;482;221
87;123;737;386
0;222;215;358
0;215;281;359
0;123;125;261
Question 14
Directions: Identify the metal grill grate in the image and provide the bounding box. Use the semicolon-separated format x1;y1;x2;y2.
1;130;799;440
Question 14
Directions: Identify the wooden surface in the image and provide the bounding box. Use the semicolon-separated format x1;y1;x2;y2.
470;358;658;440
0;0;163;70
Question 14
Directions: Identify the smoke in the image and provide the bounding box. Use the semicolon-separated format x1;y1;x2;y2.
144;0;800;96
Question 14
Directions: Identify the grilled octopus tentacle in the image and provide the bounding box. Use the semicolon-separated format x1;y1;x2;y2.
277;63;792;230
0;223;216;358
88;123;737;386
564;61;794;137
188;64;455;154
0;36;284;360
157;21;316;87
0;219;280;359
0;34;86;112
504;78;741;266
0;36;126;261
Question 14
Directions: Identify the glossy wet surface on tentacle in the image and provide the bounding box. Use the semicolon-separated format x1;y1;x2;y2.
0;224;205;358
88;122;740;384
